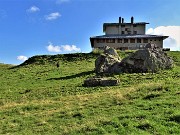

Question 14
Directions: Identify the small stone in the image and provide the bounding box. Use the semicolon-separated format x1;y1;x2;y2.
84;77;119;87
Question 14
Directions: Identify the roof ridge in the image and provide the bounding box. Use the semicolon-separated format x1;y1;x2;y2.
90;34;168;39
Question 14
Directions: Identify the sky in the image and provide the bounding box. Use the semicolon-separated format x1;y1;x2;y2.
0;0;180;65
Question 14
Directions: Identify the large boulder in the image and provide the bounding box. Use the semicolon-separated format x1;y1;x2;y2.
104;46;119;58
95;54;121;73
95;46;121;74
119;44;173;73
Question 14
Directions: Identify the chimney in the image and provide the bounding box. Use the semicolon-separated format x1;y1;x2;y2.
131;16;134;24
122;18;124;23
119;17;121;24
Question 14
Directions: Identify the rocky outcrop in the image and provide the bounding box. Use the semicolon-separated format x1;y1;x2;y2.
94;44;173;74
119;44;173;73
84;77;119;87
84;44;173;87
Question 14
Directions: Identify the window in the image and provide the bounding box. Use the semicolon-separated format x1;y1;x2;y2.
130;38;135;43
97;39;105;43
118;39;122;43
122;31;125;34
133;31;137;34
137;38;141;43
125;28;130;31
124;39;128;43
143;38;148;43
106;39;115;43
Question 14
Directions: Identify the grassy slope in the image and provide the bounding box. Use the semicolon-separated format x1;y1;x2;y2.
0;52;180;135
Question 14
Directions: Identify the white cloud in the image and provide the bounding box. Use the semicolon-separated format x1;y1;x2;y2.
56;0;70;4
46;42;81;53
62;45;81;51
45;12;61;21
27;6;40;13
17;56;28;61
47;42;61;52
146;26;180;51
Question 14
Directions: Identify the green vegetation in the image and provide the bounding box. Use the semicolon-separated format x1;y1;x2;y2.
0;51;180;135
91;48;104;55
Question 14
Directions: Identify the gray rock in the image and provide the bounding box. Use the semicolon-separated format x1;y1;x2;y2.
95;46;121;74
95;54;121;74
119;47;173;73
145;43;157;49
84;77;119;87
104;46;119;58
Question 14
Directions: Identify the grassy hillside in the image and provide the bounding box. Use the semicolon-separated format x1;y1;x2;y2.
0;51;180;135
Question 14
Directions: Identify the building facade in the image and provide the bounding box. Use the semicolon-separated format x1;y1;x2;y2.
90;17;168;50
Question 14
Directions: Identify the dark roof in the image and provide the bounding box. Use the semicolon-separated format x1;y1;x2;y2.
103;22;149;26
90;34;168;39
90;34;168;48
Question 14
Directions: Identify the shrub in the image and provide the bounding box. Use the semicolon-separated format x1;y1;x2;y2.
91;48;104;55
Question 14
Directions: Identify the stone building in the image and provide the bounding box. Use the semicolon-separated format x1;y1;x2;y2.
90;17;168;50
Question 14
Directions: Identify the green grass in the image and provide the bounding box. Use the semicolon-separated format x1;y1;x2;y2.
0;51;180;135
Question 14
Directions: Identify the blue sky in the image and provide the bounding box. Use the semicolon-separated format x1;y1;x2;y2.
0;0;180;64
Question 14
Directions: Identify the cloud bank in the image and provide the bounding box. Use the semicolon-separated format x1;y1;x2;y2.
27;6;40;13
47;42;61;52
47;42;81;53
45;12;61;20
146;26;180;51
61;45;81;51
17;56;28;61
